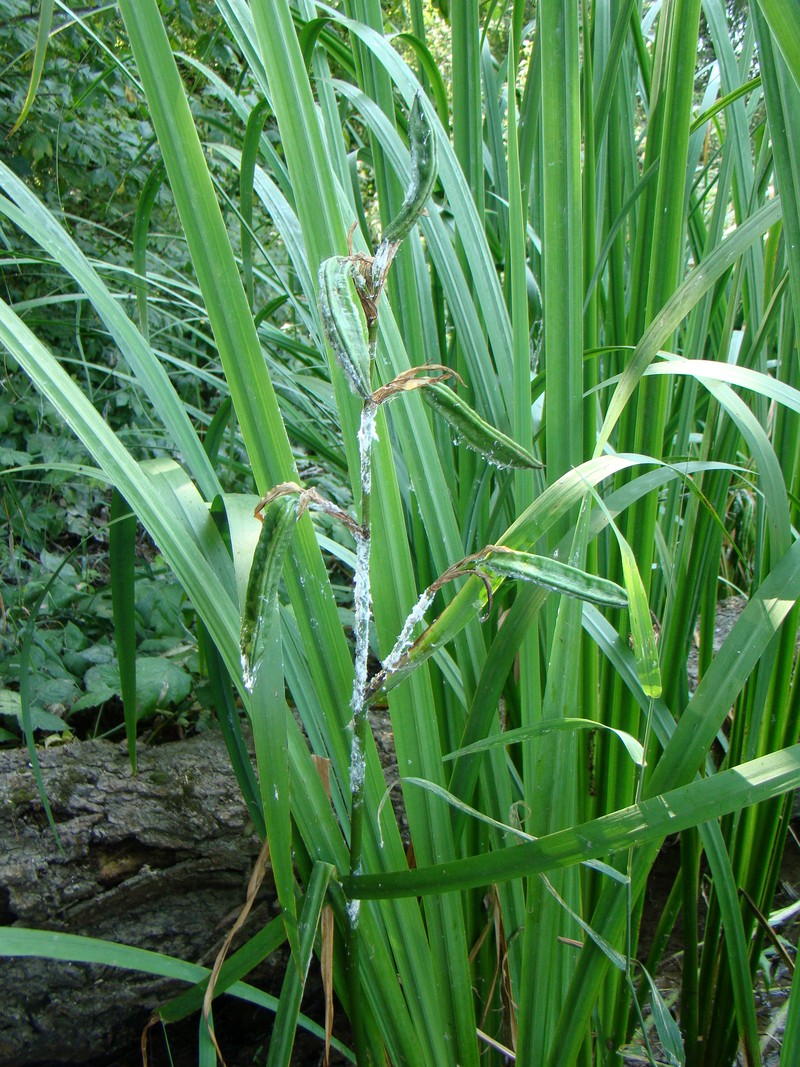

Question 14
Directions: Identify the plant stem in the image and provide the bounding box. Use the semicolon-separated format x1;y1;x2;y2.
346;397;377;1063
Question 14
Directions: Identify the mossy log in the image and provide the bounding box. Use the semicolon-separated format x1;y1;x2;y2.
0;732;273;1066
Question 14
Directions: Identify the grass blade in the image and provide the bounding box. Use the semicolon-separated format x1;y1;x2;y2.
0;928;352;1059
344;744;800;899
109;490;138;771
266;862;335;1067
754;0;800;93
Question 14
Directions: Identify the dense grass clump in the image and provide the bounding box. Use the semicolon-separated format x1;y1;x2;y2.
3;1;800;1064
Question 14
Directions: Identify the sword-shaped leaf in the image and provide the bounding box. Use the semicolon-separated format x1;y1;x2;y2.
585;484;662;698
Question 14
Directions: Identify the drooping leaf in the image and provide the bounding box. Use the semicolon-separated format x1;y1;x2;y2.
470;548;628;609
424;381;542;469
9;0;54;135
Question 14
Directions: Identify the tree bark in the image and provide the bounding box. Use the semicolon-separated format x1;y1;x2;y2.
0;732;273;1066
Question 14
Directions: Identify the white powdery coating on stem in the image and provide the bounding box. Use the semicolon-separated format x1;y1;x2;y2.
357;404;378;496
350;404;375;727
349;729;365;796
371;242;393;289
348;404;375;804
350;533;372;714
382;587;435;675
346;898;361;927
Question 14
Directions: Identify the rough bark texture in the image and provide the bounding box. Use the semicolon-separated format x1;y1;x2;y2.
0;732;273;1066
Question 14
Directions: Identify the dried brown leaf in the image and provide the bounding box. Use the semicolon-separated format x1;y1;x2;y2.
201;836;272;1066
321;904;335;1067
370;364;461;406
312;754;332;801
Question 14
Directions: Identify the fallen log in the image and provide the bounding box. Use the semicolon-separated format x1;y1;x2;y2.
0;731;273;1066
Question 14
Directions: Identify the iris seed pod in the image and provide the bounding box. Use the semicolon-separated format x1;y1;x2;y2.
473;549;628;608
423;381;542;470
240;493;298;691
318;257;371;398
381;93;438;245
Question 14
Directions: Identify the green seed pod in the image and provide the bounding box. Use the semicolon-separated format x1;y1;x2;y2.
473;549;628;608
240;494;298;691
318;257;371;398
381;93;438;245
423;382;542;470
